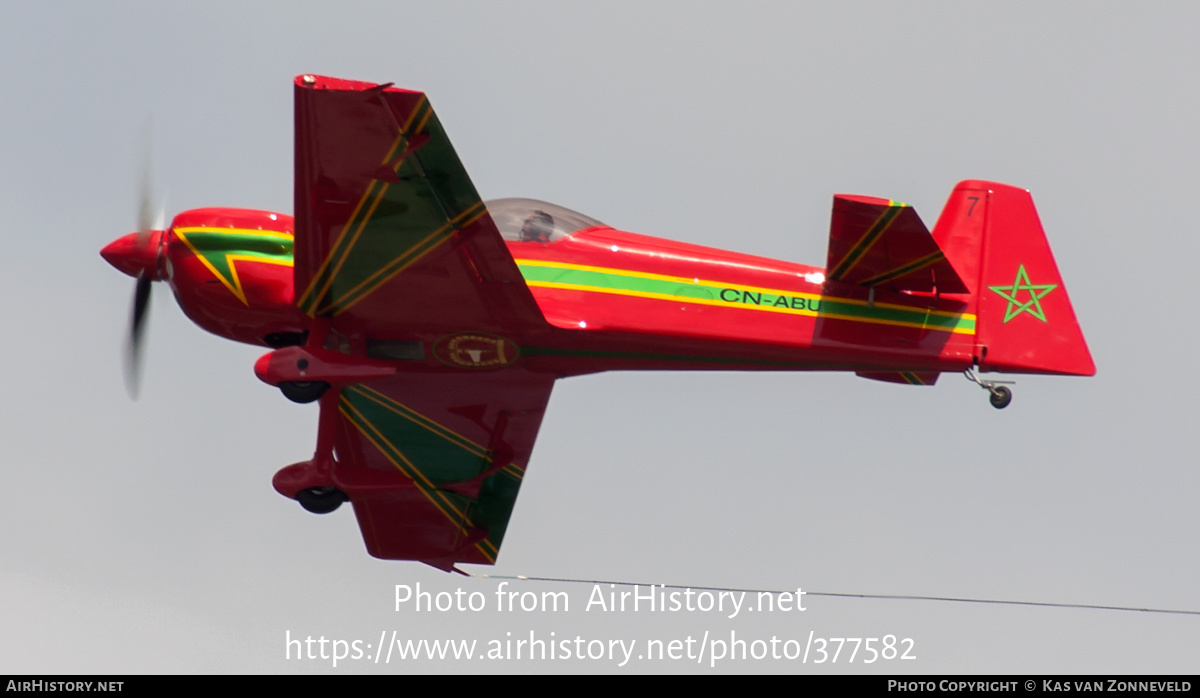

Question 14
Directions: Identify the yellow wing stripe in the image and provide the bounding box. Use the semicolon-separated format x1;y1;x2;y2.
298;178;387;311
320;201;487;316
340;398;495;563
299;177;392;313
297;96;430;313
339;400;470;525
346;385;489;460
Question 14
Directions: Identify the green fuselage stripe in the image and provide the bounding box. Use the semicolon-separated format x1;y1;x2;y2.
516;262;975;334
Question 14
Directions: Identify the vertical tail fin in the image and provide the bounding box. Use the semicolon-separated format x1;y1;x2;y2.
932;180;1095;376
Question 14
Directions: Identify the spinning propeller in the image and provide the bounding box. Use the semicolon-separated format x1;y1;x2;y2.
100;149;166;399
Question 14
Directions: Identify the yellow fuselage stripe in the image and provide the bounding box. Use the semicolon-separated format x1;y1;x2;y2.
515;259;976;323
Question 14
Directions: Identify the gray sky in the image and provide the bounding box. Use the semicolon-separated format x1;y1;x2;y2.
2;1;1197;674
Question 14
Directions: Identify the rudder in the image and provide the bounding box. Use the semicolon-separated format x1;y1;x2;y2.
931;180;1095;377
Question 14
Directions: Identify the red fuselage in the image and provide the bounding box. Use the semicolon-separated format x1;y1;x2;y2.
105;205;977;377
507;226;975;376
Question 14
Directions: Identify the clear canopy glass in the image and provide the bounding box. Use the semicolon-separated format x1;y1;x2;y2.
486;198;606;243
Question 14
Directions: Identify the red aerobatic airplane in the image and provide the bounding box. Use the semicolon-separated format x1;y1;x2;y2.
102;75;1094;571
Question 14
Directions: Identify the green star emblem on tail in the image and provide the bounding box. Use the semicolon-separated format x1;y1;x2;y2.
989;264;1057;323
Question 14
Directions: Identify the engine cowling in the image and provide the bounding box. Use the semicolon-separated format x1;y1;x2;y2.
163;207;306;347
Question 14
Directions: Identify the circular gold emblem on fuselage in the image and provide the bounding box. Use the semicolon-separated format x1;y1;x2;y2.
433;333;520;369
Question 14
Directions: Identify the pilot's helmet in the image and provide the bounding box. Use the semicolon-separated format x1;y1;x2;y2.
520;210;555;243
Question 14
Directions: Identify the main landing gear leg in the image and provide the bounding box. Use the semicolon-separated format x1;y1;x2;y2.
964;367;1014;409
270;368;349;515
299;316;345;512
261;316;397;514
300;386;348;514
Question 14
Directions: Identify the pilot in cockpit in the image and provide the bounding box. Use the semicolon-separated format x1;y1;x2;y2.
519;210;555;243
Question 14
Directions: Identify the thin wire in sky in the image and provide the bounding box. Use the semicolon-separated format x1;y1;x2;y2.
475;574;1200;617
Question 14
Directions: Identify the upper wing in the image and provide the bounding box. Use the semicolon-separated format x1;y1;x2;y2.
825;195;968;294
292;75;546;335
291;75;557;568
332;370;555;569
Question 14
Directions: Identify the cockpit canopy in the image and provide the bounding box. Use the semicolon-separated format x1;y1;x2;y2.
486;198;606;243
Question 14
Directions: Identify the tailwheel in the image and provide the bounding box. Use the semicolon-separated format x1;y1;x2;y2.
988;386;1013;410
964;368;1015;410
280;380;329;404
296;486;347;514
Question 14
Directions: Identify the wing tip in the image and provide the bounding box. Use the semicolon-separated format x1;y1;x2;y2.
293;74;410;94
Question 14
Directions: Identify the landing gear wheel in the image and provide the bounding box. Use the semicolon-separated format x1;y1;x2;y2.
296;487;346;514
280;380;329;404
964;368;1015;410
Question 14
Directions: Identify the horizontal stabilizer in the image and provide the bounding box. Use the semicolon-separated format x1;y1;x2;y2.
827;195;968;294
